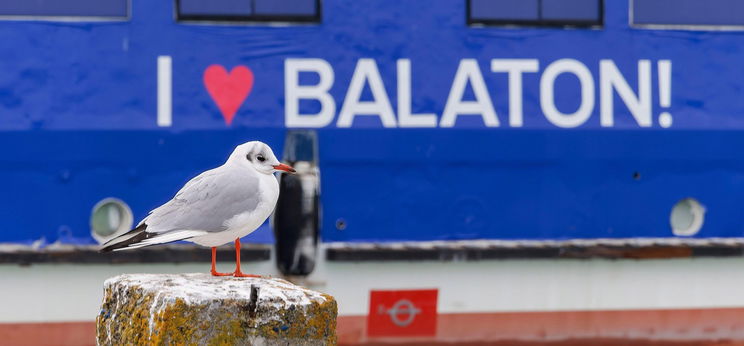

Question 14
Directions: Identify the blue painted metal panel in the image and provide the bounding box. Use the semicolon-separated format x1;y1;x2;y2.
0;0;127;17
0;130;284;244
633;0;744;26
319;129;744;241
0;0;743;245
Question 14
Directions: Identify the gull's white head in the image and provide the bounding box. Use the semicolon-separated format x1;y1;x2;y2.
229;141;295;175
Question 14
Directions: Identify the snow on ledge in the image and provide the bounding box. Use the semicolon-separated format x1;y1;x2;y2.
104;273;327;306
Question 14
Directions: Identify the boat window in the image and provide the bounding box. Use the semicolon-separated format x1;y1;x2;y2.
0;0;128;20
468;0;602;27
632;0;744;29
177;0;320;23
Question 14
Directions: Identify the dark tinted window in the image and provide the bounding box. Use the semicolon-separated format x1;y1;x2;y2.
179;0;251;17
254;0;317;16
177;0;319;22
468;0;602;27
470;0;539;22
0;0;127;18
633;0;744;26
542;0;600;22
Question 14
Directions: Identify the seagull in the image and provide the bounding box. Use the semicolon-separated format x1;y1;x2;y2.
99;141;295;277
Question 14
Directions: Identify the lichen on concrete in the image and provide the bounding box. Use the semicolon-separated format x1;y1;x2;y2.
96;273;337;345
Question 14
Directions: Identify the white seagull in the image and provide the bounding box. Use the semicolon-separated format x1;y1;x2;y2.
100;141;295;277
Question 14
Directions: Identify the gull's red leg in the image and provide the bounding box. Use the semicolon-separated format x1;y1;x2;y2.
210;246;232;276
233;238;260;278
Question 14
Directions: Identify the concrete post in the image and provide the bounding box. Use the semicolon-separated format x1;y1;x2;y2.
96;273;336;345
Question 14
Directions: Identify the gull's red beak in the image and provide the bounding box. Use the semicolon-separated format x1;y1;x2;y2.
273;163;296;173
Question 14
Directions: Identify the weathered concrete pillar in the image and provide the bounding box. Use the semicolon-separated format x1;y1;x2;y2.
96;273;336;345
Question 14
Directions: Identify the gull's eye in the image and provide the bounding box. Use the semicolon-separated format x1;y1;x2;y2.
256;155;266;162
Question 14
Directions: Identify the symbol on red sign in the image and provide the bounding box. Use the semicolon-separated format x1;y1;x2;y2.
367;289;437;337
379;299;421;327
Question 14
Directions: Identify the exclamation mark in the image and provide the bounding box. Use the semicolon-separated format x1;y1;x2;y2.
157;56;172;127
658;60;672;128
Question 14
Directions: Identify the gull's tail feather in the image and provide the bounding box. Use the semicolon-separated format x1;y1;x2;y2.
99;223;151;253
99;224;208;253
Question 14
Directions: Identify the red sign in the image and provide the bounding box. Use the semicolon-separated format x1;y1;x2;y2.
367;289;438;337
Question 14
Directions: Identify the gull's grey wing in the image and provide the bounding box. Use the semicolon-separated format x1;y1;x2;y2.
143;167;261;234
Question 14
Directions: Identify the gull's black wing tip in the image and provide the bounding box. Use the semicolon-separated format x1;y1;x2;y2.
99;223;149;253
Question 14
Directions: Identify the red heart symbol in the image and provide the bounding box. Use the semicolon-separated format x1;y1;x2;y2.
203;65;254;125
